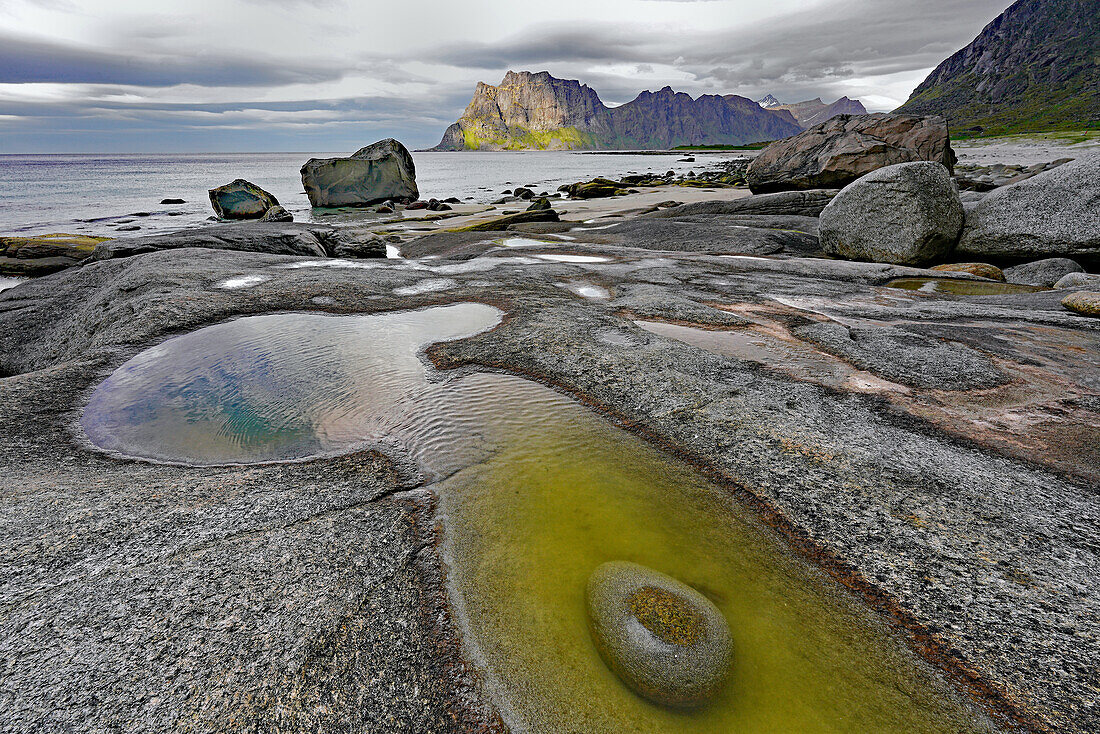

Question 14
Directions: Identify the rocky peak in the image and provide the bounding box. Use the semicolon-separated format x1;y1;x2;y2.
757;94;782;108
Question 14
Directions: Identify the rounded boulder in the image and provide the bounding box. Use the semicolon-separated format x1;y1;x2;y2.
819;161;963;266
208;179;280;220
586;561;732;709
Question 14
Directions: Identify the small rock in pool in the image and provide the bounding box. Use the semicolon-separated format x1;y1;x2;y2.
586;561;732;708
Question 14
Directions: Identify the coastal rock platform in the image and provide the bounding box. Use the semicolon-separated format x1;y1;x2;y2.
1;197;1097;732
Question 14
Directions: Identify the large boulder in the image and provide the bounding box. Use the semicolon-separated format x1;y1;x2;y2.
0;233;109;276
301;139;419;208
1004;258;1084;288
746;114;956;194
586;561;732;709
957;155;1100;259
208;179;281;220
819;162;963;266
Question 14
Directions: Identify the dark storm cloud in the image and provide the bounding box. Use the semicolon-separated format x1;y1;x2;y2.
0;32;346;87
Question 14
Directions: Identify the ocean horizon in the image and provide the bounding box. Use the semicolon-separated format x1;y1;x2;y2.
0;150;725;238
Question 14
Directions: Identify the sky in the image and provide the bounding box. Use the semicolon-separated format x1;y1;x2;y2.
0;0;1012;153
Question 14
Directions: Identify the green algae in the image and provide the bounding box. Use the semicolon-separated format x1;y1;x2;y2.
629;586;706;646
438;406;994;733
887;277;1045;296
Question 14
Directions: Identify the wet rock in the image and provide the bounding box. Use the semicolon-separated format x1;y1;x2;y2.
259;205;294;223
526;197;552;212
794;322;1006;390
91;223;340;261
160;198;186;205
208;179;281;220
747;114;956;194
301;138;419;207
454;209;560;232
643;190;836;219
580;217;818;256
406;201;428;211
820;162;963;266
1055;271;1100;289
1061;291;1100;317
0;233;108;276
507;221;574;234
512;187;535;200
586;561;732;708
1003;258;1083;288
957;154;1100;259
332;237;386;259
931;263;1005;281
561;178;628;199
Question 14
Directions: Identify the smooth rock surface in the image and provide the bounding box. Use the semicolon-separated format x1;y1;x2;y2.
931;262;1005;281
208;179;281;220
747;114;956;194
1004;258;1084;288
301;139;419;208
819;162;964;266
1055;271;1100;289
642;190;837;219
957;154;1100;259
91;223;345;260
586;561;732;708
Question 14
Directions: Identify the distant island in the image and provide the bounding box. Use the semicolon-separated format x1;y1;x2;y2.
431;71;868;151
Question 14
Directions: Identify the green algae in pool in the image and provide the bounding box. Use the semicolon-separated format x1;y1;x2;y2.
80;303;504;465
887;277;1044;296
439;411;994;733
81;302;993;731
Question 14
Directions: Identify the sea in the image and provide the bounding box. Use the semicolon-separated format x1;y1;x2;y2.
0;151;730;239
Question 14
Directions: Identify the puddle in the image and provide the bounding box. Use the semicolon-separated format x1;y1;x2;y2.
886;278;1044;296
501;237;551;248
534;253;612;263
393;278;459;296
80;302;993;731
635;320;905;394
0;277;28;293
558;281;610;300
386;244;402;259
215;274;268;290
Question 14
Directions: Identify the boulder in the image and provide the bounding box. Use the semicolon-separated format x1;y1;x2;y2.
1055;272;1100;289
0;233;109;276
332;237;387;259
1061;291;1100;317
301;139;419;208
747;114;956;194
526;197;553;212
931;263;1005;281
819;162;963;266
1004;258;1084;288
561;178;629;199
957;154;1100;259
259;205;294;223
586;561;732;709
208;179;281;220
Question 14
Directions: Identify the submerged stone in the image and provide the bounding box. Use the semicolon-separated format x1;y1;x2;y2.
586;561;732;709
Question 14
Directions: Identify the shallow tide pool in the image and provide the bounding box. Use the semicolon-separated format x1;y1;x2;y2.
80;303;992;732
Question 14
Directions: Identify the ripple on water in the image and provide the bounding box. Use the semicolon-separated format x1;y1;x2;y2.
80;303;994;732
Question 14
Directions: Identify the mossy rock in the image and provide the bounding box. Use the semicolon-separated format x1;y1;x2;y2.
208;179;281;220
0;234;110;275
452;209;559;232
931;262;1006;281
1062;291;1100;317
586;561;732;709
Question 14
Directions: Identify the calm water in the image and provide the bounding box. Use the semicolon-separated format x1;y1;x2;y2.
0;151;721;238
80;303;991;732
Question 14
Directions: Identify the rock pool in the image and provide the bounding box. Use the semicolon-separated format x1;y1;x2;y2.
80;302;993;732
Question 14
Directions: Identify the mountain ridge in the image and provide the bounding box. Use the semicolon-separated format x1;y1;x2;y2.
758;96;869;129
896;0;1100;135
433;71;804;151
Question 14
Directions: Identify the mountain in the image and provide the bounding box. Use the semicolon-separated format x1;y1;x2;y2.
766;97;869;129
896;0;1100;135
433;71;804;151
757;94;782;108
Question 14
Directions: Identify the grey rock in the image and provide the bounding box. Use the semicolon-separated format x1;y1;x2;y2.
957;154;1100;259
208;179;281;220
259;205;294;223
1055;271;1100;289
643;190;837;219
1004;258;1084;288
747;114;956;194
332;237;387;259
301;139;419;208
586;561;732;708
819;162;963;266
793;321;1006;390
91;223;342;261
579;217;818;256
